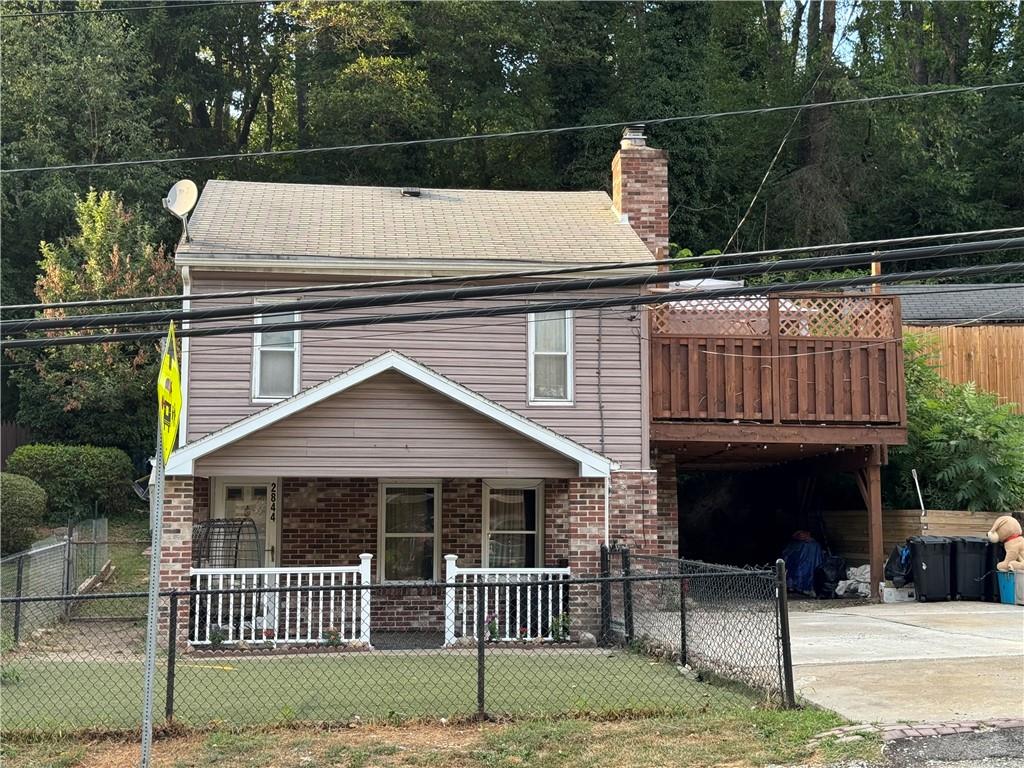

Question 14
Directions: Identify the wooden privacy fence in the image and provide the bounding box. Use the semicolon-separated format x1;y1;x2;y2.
650;293;905;425
820;509;1002;564
0;422;33;469
907;324;1024;412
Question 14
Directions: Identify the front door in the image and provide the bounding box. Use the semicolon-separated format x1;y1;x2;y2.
214;479;280;635
215;479;279;569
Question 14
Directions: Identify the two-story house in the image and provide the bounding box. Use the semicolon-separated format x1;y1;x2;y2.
160;127;906;646
160;128;682;643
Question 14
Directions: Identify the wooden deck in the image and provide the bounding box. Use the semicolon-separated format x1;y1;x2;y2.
649;293;907;447
648;292;908;597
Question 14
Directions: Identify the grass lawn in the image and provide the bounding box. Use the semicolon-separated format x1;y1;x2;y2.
1;649;758;734
0;709;882;768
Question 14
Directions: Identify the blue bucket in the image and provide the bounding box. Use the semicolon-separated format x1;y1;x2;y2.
997;571;1016;604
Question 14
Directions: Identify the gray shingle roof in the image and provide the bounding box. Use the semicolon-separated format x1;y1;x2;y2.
174;180;656;270
882;284;1024;325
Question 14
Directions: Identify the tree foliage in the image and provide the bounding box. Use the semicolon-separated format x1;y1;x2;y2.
2;0;1023;455
6;191;178;462
885;336;1024;512
0;473;48;556
6;444;139;524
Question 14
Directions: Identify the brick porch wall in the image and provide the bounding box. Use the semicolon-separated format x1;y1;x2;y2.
608;470;660;556
279;478;573;632
653;450;679;558
159;476;195;636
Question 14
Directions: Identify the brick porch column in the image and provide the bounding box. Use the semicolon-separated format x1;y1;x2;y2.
567;477;606;636
653;449;679;559
609;470;658;556
158;475;194;642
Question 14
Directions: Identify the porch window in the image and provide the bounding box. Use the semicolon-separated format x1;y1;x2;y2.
252;306;300;401
528;310;572;403
483;481;542;568
379;483;440;581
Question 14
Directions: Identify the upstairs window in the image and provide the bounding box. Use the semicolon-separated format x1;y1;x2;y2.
528;310;572;403
252;307;300;401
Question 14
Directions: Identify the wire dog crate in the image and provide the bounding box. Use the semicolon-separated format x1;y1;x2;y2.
191;518;261;569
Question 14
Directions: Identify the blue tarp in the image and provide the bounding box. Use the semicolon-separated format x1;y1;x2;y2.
781;539;825;594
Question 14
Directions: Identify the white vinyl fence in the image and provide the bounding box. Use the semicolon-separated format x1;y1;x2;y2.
444;555;571;645
189;554;372;646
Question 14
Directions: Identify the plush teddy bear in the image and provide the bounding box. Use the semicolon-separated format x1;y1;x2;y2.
987;515;1024;572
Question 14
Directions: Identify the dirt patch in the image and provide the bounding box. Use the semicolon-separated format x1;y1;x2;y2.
28;722;499;768
5;619;144;663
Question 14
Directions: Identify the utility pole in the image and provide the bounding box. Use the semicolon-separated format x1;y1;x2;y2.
141;324;181;768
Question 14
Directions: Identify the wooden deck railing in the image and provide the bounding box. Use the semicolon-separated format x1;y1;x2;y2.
650;293;905;425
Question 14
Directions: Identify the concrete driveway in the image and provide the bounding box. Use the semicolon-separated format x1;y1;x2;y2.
789;602;1024;723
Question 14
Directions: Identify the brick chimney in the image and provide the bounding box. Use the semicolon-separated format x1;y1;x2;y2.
611;125;669;259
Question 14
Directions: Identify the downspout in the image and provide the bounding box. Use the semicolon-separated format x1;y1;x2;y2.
604;474;611;546
178;266;191;448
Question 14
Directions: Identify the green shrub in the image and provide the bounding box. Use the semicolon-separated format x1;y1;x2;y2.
0;473;48;555
5;444;138;523
886;337;1024;512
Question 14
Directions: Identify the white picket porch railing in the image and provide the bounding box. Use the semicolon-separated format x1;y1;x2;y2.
444;555;571;646
189;554;372;646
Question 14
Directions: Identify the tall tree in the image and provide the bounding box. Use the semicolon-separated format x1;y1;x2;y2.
7;191;179;463
1;5;172;306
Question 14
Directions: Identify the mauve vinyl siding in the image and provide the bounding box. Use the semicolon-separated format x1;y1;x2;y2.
194;370;579;477
186;272;647;469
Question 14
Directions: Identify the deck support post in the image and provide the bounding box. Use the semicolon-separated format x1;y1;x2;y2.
856;446;885;599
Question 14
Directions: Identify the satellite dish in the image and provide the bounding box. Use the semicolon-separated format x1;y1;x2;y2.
162;179;199;242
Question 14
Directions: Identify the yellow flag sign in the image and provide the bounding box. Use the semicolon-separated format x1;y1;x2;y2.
157;323;182;464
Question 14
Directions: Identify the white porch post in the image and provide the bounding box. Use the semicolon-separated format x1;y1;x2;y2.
444;554;459;646
358;553;373;645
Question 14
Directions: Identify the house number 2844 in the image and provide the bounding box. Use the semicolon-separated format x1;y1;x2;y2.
269;482;277;522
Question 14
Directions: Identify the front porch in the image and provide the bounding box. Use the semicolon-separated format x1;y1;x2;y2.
162;474;652;649
158;353;672;645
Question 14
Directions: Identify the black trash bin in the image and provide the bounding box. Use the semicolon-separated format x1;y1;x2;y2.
952;537;988;600
909;535;952;602
984;541;1007;602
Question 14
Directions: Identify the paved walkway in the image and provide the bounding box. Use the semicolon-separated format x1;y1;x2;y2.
788;601;1024;723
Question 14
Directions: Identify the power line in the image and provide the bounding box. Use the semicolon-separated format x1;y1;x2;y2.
6;226;1022;316
723;2;861;254
0;1;270;19
7;226;1023;316
4;261;1021;350
3;82;1020;175
722;72;824;253
1;281;1020;370
8;236;1023;334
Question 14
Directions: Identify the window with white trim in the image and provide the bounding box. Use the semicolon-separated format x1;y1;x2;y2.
252;305;300;401
483;481;542;568
379;483;440;581
528;310;572;403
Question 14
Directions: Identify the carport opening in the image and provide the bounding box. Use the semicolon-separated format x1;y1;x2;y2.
675;468;865;568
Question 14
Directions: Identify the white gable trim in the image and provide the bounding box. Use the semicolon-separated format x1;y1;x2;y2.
165;351;617;478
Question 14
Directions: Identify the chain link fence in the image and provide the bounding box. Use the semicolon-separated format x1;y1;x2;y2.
1;562;795;736
0;541;69;643
602;547;795;704
0;518;150;646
